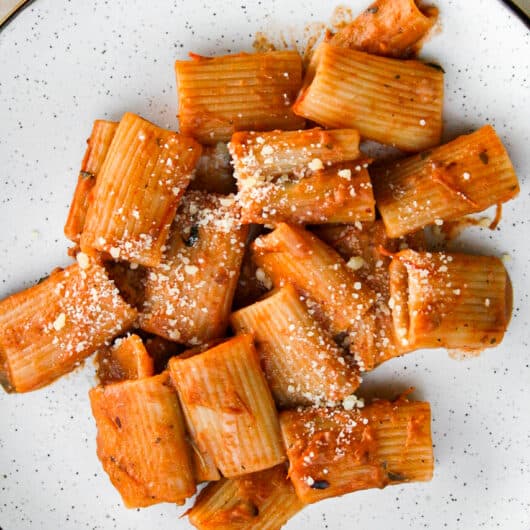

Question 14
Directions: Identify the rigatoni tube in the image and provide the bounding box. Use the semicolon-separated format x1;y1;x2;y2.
229;128;361;180
294;43;443;152
175;51;305;144
231;283;361;408
187;465;305;530
329;0;437;57
96;334;154;385
169;335;286;477
280;398;433;504
0;260;137;393
81;112;202;267
388;249;511;351
64;120;118;243
237;161;375;225
372;125;520;237
139;191;248;345
89;373;195;507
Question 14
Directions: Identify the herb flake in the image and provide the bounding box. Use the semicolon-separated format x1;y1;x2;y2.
310;480;330;490
183;225;200;247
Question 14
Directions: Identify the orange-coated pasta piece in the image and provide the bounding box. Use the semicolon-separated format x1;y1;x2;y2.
81;112;202;266
187;464;304;530
96;334;154;385
89;372;195;507
237;161;375;225
280;397;433;503
175;51;305;144
294;43;444;152
231;284;360;408
139;191;248;345
372;125;520;237
169;335;286;477
0;260;137;393
229;128;361;180
64;120;118;243
330;0;438;57
388;250;511;352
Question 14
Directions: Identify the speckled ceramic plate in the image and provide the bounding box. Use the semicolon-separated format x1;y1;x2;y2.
0;1;529;529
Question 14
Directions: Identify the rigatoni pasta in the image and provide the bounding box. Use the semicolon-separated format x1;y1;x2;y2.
280;397;433;504
293;43;444;151
372;125;520;237
187;465;305;530
388;249;511;351
229;128;361;180
329;0;438;57
231;283;361;408
238;161;375;225
176;341;223;484
89;372;195;507
96;334;154;385
230;128;372;224
64;120;118;243
175;51;305;145
0;261;137;393
168;335;286;477
81;112;202;266
139;191;248;345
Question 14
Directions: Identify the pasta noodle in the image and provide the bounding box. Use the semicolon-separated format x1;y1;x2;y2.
187;464;304;530
230;128;372;223
229;128;361;180
231;283;361;408
293;43;444;152
168;335;286;477
372;125;520;237
139;191;248;345
0;260;137;393
64;120;118;243
330;0;438;57
280;397;433;503
175;51;305;144
388;249;511;351
89;372;195;507
96;334;154;385
81;112;202;266
238;161;375;225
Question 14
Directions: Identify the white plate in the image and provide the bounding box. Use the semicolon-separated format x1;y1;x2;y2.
0;1;529;529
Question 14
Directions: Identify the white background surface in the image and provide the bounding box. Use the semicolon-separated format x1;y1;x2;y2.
0;1;529;529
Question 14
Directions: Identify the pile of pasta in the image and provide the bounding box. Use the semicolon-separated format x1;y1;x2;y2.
0;0;520;528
